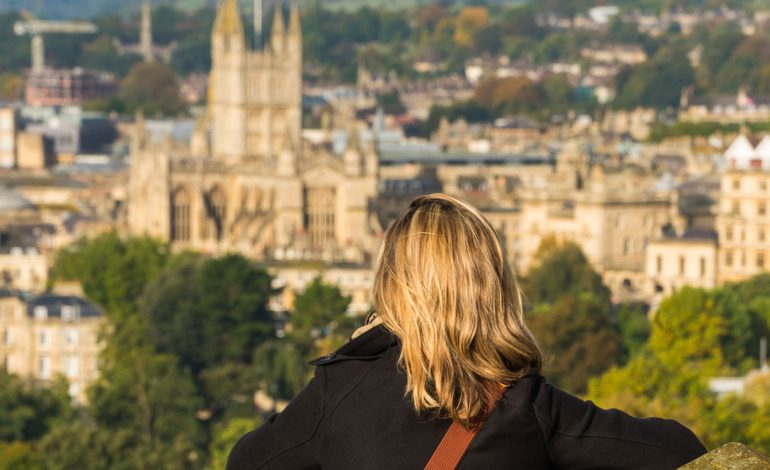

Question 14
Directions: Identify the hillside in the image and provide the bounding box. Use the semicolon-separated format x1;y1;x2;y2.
0;0;440;19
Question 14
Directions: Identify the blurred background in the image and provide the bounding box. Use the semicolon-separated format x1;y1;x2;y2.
0;0;769;467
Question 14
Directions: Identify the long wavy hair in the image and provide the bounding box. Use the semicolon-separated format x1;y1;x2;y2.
372;193;542;428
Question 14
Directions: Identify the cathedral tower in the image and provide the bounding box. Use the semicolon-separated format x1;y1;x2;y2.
209;0;302;163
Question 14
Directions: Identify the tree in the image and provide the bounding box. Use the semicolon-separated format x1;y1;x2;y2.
0;441;44;470
50;233;169;321
0;372;73;443
614;45;695;110
290;276;354;358
120;62;186;116
521;239;611;307
253;340;309;401
88;334;206;470
528;294;621;393
142;253;275;373
206;417;262;470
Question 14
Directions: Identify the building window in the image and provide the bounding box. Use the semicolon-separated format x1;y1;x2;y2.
65;356;79;378
679;256;685;275
758;253;765;269
33;305;47;320
741;252;746;267
732;201;740;215
725;251;733;266
732;178;740;190
656;255;662;274
760;202;767;217
171;188;191;242
760;228;766;242
623;238;631;255
65;328;79;346
304;187;336;251
700;257;706;277
38;329;49;347
725;225;733;241
205;186;227;241
61;305;77;321
761;180;767;191
38;356;51;379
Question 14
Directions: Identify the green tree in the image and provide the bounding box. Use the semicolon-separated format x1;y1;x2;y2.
290;276;354;358
120;62;186;116
50;232;169;321
522;238;611;307
253;340;309;401
89;332;206;469
0;441;44;470
206;417;262;470
0;372;73;442
529;294;621;393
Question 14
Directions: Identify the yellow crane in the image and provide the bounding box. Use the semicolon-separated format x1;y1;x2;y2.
14;18;97;72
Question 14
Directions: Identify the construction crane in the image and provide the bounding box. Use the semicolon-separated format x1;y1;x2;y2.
13;19;97;72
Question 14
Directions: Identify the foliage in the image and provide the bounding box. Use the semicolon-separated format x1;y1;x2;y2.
613;45;695;110
206;417;262;470
50;232;169;321
529;293;621;393
253;340;309;401
289;276;355;358
588;285;770;453
119;62;187;116
88;330;206;469
522;238;611;307
0;372;73;442
0;441;44;470
522;239;620;393
615;302;651;364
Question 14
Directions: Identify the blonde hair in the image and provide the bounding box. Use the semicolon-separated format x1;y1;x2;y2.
373;193;542;427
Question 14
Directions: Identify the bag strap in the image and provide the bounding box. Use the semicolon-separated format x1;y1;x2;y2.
424;384;506;470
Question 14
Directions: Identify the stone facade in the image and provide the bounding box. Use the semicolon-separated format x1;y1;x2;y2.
128;0;380;263
0;293;103;403
716;169;770;284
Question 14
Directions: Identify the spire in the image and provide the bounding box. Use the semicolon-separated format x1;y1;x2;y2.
271;0;285;54
140;0;154;62
344;126;363;177
289;1;301;37
213;0;244;37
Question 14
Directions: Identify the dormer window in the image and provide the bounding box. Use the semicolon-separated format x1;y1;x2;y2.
33;306;48;321
61;305;76;321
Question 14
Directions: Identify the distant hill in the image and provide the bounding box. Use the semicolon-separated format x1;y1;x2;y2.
0;0;451;20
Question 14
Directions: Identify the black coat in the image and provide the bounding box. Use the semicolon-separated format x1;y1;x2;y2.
227;325;706;470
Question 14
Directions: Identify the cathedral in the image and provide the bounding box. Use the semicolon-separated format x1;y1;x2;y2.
127;0;381;263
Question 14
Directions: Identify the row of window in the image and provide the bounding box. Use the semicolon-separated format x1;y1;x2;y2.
724;226;768;242
2;327;80;347
2;355;83;380
725;200;768;216
655;255;708;277
724;251;767;269
730;178;770;191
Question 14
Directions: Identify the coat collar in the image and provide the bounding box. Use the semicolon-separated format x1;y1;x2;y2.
308;324;399;366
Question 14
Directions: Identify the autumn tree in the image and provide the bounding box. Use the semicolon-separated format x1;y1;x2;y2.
120;62;186;116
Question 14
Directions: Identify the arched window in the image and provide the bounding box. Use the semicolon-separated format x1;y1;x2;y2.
171;188;191;242
205;186;227;241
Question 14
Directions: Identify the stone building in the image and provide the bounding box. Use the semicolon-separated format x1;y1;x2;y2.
0;292;103;403
128;0;380;263
716;167;770;284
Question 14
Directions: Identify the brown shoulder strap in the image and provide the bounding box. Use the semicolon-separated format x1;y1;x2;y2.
424;384;506;470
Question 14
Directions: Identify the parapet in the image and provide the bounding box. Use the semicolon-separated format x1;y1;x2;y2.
679;443;770;469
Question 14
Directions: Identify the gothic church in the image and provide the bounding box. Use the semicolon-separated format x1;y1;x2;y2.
127;0;380;263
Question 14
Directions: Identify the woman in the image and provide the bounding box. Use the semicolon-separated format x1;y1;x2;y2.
227;194;706;469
